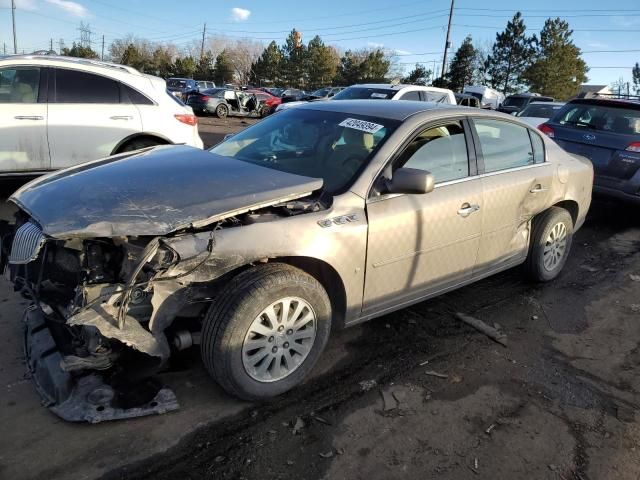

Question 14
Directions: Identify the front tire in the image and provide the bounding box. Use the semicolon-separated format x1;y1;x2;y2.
215;104;229;118
525;207;574;282
201;264;331;400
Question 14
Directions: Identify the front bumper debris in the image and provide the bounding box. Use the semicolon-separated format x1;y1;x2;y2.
24;305;179;423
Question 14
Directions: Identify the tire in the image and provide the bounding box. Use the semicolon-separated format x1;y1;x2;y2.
215;104;229;118
524;207;574;282
201;263;332;400
118;137;162;153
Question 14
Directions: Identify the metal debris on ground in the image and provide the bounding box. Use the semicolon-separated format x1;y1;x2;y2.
319;451;334;458
419;360;430;366
359;379;377;391
310;413;331;425
292;417;305;435
455;312;508;347
381;389;398;411
425;370;449;379
336;448;345;455
630;274;640;282
485;424;496;435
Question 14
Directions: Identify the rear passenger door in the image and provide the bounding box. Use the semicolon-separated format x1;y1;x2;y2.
48;68;142;168
470;118;554;272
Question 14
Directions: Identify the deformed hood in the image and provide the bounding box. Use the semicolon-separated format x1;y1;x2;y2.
11;145;323;238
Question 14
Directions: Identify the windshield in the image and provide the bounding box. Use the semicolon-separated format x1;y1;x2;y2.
503;96;528;108
554;103;640;134
333;87;395;100
467;91;483;100
519;103;562;119
311;88;331;97
210;108;399;194
167;79;187;88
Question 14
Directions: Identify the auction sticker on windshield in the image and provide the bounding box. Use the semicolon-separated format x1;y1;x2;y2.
370;93;389;99
339;118;384;134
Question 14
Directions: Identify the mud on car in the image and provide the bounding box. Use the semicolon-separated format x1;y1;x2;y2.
2;101;593;422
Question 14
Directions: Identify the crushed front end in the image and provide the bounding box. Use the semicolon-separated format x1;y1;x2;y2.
5;219;181;422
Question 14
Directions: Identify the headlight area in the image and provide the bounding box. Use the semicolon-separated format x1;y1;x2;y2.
12;234;186;422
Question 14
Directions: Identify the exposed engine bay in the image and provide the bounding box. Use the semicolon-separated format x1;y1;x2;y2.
4;197;325;422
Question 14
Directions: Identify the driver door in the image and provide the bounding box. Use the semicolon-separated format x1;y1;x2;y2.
363;119;483;312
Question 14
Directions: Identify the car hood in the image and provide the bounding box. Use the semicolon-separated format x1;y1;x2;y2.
11;146;323;239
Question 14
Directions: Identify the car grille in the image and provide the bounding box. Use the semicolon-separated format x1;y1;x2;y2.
9;222;46;265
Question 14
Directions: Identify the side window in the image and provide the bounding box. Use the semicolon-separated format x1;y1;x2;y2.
54;69;120;104
473;119;534;173
120;83;153;105
0;67;40;103
397;121;469;183
399;90;421;101
529;131;545;164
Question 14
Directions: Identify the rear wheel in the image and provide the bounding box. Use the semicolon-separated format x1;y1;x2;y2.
215;104;229;118
201;264;331;400
118;137;163;153
525;207;574;282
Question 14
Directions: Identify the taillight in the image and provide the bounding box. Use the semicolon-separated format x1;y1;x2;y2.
538;123;554;138
200;95;210;101
175;114;198;126
625;142;640;153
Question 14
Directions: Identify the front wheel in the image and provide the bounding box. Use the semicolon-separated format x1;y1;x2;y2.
215;104;229;118
201;264;331;400
524;207;574;282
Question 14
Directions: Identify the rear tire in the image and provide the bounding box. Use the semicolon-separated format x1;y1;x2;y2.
118;137;163;153
524;207;574;282
201;264;331;400
215;104;229;119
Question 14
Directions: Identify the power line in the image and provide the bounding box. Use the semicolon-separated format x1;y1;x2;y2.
453;23;639;32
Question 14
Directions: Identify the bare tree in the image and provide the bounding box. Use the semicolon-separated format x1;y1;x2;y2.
226;38;264;85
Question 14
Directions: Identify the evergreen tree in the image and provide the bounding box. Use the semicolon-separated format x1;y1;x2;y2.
402;64;430;85
61;42;99;59
151;47;173;78
120;44;146;70
446;36;477;92
282;29;307;88
633;62;640;95
306;36;339;89
486;12;535;94
335;50;362;85
523;18;588;100
213;50;234;85
359;49;390;82
173;56;197;78
195;51;215;80
252;41;284;86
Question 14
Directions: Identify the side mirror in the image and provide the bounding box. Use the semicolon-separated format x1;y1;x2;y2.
223;133;235;141
387;168;435;194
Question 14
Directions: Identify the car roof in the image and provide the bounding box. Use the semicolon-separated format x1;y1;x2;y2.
566;98;640;110
351;83;451;93
526;101;565;106
0;54;142;76
296;99;462;120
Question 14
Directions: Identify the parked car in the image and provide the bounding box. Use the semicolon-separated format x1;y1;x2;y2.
540;98;640;204
516;101;565;127
246;89;281;114
0;55;202;175
166;77;198;100
280;88;307;103
275;86;345;112
462;85;505;109
4;100;593;421
455;93;482;108
186;87;265;118
332;84;457;104
196;80;216;91
498;93;554;115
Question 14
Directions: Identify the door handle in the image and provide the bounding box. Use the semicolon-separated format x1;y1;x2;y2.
109;115;133;120
457;203;481;217
14;115;44;120
529;184;548;194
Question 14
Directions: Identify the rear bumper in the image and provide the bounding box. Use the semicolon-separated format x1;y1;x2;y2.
23;306;179;423
594;175;640;205
593;184;640;205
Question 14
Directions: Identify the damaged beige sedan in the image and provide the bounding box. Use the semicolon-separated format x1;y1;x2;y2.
2;100;593;422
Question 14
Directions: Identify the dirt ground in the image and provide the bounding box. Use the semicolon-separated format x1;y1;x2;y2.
0;123;639;480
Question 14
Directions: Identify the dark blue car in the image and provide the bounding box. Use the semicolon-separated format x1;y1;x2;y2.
540;98;640;205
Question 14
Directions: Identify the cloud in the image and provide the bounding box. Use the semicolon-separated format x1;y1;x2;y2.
45;0;89;17
395;49;412;55
230;7;251;22
0;0;36;10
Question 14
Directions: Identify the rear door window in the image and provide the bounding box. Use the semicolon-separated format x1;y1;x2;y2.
472;119;534;172
0;67;40;103
399;90;421;101
556;103;640;134
54;69;119;103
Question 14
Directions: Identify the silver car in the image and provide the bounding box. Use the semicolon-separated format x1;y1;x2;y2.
5;101;593;422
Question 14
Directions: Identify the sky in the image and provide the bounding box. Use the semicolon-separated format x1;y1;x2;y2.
1;0;639;86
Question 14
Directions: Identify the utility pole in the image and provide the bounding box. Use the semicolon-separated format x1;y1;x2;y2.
50;38;53;52
59;38;64;54
101;35;105;60
11;0;18;54
3;42;6;55
200;23;206;61
441;0;455;79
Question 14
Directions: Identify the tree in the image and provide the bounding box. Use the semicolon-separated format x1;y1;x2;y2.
195;51;215;80
446;36;477;92
402;63;431;85
213;50;234;85
282;29;307;88
173;56;197;78
523;18;588;100
486;12;535;94
61;42;99;59
306;36;340;89
252;41;284;86
360;49;391;82
226;39;263;86
633;62;640;95
151;47;174;77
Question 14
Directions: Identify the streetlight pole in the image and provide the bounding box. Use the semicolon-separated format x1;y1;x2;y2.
441;0;454;79
12;0;18;54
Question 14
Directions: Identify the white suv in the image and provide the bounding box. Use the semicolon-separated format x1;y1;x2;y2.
331;84;457;104
0;55;203;175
